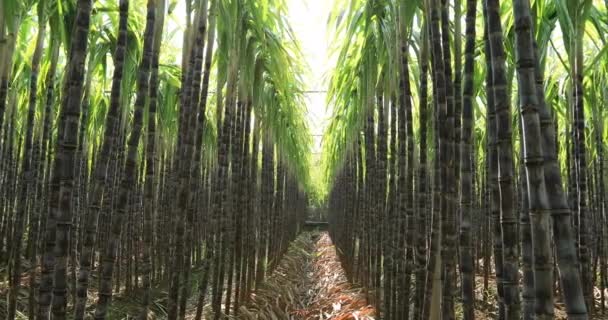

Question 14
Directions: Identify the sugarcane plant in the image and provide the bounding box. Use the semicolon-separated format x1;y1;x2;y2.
0;0;313;319
324;0;608;319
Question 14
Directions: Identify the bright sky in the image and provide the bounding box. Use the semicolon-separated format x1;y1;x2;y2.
286;0;335;155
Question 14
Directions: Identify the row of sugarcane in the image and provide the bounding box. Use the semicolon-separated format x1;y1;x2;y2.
324;0;608;319
0;0;313;319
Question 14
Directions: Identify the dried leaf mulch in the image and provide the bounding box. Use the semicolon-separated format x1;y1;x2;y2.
291;233;375;320
238;232;375;320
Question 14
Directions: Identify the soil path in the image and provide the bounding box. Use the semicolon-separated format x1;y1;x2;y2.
239;232;375;319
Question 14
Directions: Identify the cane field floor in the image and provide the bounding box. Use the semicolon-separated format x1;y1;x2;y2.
2;230;601;319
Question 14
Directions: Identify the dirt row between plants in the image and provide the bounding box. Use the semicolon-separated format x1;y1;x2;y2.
238;232;375;320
